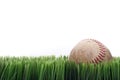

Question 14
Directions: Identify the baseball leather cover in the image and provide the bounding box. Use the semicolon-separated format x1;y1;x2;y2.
69;39;112;64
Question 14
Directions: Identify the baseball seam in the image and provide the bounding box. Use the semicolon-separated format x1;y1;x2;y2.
90;39;106;63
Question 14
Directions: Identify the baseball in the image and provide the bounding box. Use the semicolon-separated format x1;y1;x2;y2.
69;39;112;64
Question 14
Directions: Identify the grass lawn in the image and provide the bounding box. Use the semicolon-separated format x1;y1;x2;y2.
0;56;119;80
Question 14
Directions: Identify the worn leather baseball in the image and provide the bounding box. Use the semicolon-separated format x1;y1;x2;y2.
69;39;112;64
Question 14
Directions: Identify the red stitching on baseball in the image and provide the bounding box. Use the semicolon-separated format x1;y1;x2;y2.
90;39;106;63
100;51;105;55
94;58;98;63
99;53;105;57
98;55;104;60
100;49;105;52
96;56;101;62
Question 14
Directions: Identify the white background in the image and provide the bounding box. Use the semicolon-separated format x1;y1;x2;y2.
0;0;120;57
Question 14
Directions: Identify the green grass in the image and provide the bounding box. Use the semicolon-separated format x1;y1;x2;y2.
0;56;119;80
